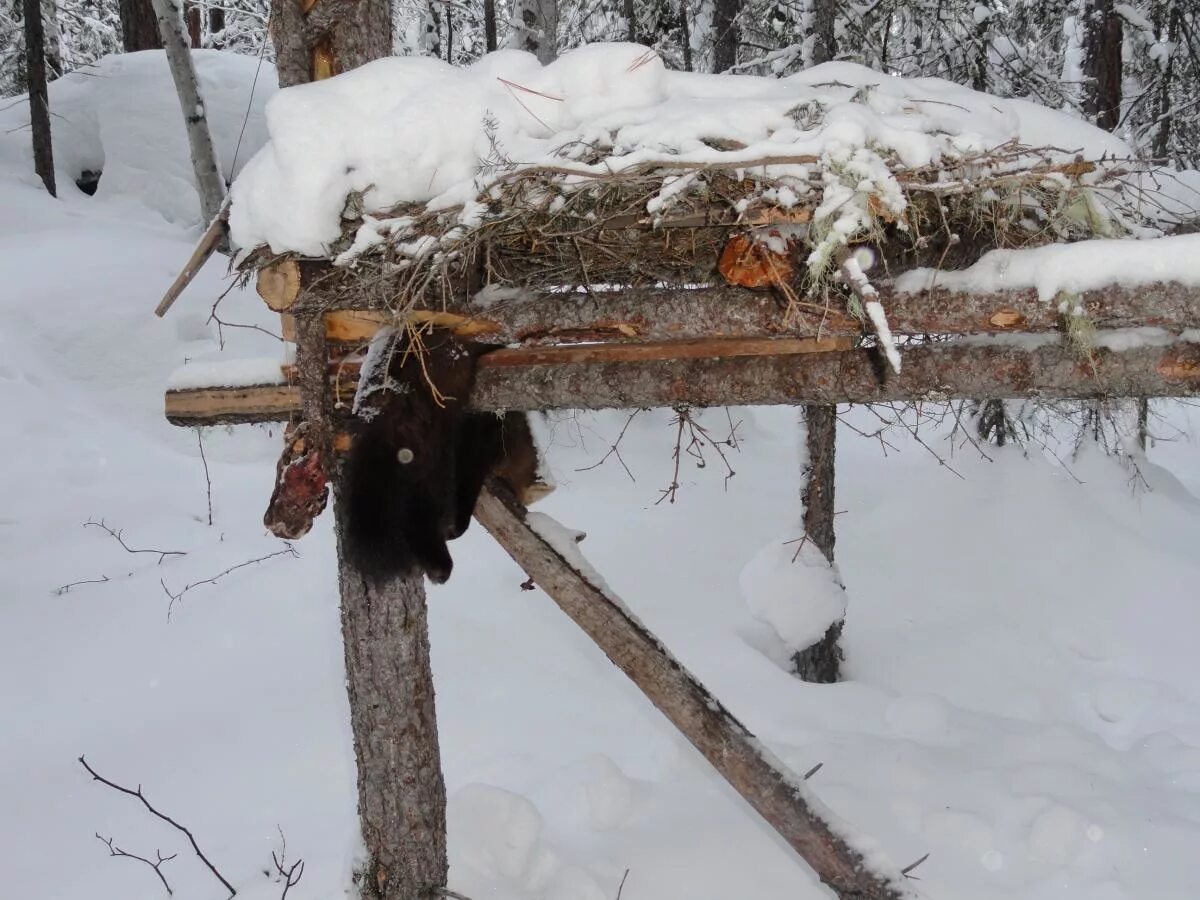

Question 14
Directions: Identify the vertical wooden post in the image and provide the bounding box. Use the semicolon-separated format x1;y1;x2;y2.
267;0;448;891
792;404;843;683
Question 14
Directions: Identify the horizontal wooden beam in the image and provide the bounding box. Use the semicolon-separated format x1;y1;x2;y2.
165;337;1200;425
296;281;1200;346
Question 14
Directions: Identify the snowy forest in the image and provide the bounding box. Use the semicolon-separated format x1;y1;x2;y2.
4;0;1200;166
3;0;1200;898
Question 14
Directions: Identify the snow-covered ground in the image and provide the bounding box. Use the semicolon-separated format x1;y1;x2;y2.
3;50;1200;900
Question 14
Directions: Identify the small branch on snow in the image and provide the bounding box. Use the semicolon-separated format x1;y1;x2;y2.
901;852;930;879
839;254;901;375
271;852;304;900
95;833;177;896
84;519;187;564
615;868;631;900
161;543;298;619
53;574;112;595
195;429;213;526
79;756;236;897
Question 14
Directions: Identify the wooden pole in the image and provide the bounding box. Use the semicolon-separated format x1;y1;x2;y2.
473;482;916;900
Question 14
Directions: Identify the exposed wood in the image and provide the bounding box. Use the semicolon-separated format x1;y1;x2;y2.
256;259;302;311
166;383;299;425
22;0;56;198
473;481;913;900
154;198;230;317
164;339;1200;425
479;336;854;367
309;281;1200;344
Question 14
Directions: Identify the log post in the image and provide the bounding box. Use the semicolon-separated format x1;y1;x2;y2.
294;308;449;900
791;404;844;682
473;482;915;900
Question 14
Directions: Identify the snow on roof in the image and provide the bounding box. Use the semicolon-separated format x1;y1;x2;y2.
228;43;1134;258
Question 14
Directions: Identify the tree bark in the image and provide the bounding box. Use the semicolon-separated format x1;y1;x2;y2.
270;0;392;89
150;0;226;227
473;483;914;900
506;0;557;63
791;404;843;683
483;0;497;51
185;1;201;47
711;0;740;72
22;0;55;197
266;2;448;896
164;338;1200;426
119;0;162;51
335;501;448;900
1082;0;1122;131
809;0;837;66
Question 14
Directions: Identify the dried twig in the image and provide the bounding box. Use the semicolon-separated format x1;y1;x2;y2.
901;852;930;879
208;279;283;350
79;756;236;897
574;409;641;480
195;429;214;526
161;544;298;618
656;408;740;504
53;574;112;595
95;833;176;896
84;519;186;564
271;851;304;900
615;868;631;900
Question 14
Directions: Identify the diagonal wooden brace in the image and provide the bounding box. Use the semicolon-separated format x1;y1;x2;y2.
473;480;918;900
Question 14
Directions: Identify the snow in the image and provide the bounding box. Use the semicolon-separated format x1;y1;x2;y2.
894;233;1200;300
227;43;1134;257
0;51;275;227
167;355;289;390
739;538;847;652
4;46;1200;900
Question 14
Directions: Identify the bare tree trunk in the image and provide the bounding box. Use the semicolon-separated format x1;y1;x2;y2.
1082;0;1122;131
679;0;693;71
623;0;636;42
39;0;60;76
208;3;224;41
269;0;391;89
22;0;55;196
185;1;201;47
483;0;497;51
791;404;843;682
119;0;162;50
809;0;837;65
149;0;226;226
711;0;740;72
267;1;448;895
506;0;557;63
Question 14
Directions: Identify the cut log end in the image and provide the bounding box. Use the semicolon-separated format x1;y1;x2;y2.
257;259;303;311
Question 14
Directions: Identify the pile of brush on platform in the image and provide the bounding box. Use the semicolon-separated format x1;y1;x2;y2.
228;44;1187;346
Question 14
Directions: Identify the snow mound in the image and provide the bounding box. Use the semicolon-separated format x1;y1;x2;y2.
228;43;1132;256
0;50;275;225
739;537;847;652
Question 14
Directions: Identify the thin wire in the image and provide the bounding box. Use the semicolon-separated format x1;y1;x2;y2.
230;33;270;180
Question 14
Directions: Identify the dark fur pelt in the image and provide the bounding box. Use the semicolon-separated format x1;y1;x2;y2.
341;328;542;585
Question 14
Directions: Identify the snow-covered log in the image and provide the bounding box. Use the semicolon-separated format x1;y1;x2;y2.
149;0;226;227
472;481;916;900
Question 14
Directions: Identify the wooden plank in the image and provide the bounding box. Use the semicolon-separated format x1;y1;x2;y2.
473;481;914;900
165;383;299;425
164;338;1200;425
